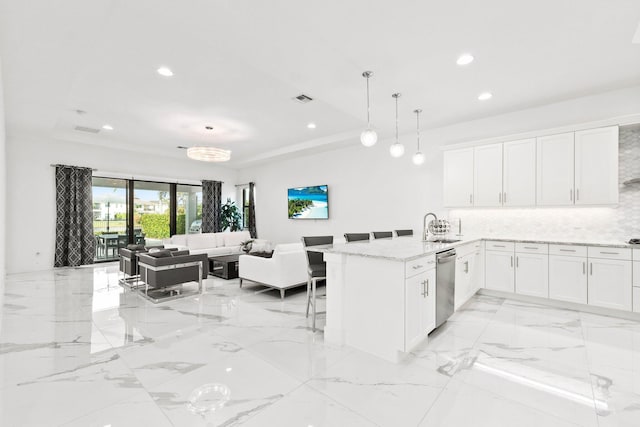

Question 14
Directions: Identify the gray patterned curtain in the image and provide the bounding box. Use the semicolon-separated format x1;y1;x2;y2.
54;165;95;267
201;180;222;233
248;182;257;238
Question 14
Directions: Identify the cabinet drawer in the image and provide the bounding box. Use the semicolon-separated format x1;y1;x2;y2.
485;241;515;252
588;247;632;260
405;255;435;277
516;242;549;254
549;244;587;257
634;261;640;287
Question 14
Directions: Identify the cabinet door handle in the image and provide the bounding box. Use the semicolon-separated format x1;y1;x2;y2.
426;279;429;296
570;189;573;201
510;256;513;268
493;244;506;248
504;192;507;204
499;192;502;203
576;188;579;201
516;256;519;268
470;194;473;204
464;261;469;273
524;246;537;250
413;265;423;270
583;262;585;275
590;263;593;275
559;249;576;252
421;280;428;297
600;251;619;255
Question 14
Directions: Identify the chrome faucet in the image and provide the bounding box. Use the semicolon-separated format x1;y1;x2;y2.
423;212;438;241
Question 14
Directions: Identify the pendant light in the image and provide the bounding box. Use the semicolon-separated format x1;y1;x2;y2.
412;109;425;165
360;71;377;147
389;93;405;157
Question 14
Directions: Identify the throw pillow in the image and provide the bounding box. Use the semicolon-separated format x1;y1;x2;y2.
148;249;173;258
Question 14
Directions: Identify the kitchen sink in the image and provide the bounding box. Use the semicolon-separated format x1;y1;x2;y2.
426;239;461;243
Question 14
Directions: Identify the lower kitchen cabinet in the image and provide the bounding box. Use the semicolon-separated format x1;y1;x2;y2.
515;252;549;298
587;258;632;311
634;288;640;313
485;250;515;292
405;268;436;350
549;255;588;304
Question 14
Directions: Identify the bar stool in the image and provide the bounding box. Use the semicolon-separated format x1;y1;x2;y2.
301;235;333;332
344;233;370;242
395;229;413;236
372;231;392;239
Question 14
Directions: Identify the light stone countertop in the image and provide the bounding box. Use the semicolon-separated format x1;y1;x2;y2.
320;235;639;262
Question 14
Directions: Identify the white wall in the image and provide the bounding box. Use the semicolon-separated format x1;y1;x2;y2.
239;139;444;245
0;58;6;302
239;85;640;245
5;136;238;273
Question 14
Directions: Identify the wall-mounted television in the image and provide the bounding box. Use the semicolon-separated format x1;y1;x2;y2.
288;185;329;219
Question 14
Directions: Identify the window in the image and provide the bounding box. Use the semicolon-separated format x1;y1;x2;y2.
242;187;250;229
177;184;203;234
91;177;202;262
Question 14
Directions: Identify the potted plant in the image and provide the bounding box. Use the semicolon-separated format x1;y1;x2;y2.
220;198;242;232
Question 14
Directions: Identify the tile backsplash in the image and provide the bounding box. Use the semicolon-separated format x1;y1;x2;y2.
449;127;640;243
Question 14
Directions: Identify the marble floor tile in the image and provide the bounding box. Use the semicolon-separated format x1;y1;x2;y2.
3;264;640;426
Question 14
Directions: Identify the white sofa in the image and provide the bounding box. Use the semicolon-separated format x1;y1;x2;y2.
238;242;308;298
164;230;270;257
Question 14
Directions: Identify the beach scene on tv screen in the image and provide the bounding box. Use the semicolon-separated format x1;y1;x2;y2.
288;185;328;219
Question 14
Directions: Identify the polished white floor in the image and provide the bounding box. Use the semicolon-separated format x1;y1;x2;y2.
1;264;640;426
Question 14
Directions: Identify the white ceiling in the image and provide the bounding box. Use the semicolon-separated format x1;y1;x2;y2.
1;0;639;166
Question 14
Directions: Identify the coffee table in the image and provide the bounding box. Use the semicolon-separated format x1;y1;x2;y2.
209;254;240;280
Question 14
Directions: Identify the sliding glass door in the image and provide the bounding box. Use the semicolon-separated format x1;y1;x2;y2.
92;178;128;261
91;177;202;262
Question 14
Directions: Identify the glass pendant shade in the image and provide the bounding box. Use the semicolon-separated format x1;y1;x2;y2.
360;128;378;147
361;71;377;147
390;143;405;158
412;151;425;165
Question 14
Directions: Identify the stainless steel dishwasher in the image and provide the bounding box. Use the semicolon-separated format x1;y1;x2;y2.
435;249;456;328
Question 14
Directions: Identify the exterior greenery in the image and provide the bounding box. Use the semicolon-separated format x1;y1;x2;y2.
139;213;170;238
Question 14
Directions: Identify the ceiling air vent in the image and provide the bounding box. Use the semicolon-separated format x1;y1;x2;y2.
293;94;313;104
74;126;100;134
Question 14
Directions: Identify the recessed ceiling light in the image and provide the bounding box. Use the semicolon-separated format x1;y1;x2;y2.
307;122;316;129
478;92;493;101
456;54;474;66
102;124;113;130
157;66;174;77
205;126;214;131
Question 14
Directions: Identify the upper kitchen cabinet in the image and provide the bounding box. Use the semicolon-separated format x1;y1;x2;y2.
536;132;575;206
574;126;619;205
443;148;474;207
473;144;503;207
503;138;536;206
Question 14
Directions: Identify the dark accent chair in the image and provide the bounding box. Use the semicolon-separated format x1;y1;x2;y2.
301;236;333;332
118;245;170;285
137;251;209;302
372;231;393;239
344;233;370;242
395;229;414;237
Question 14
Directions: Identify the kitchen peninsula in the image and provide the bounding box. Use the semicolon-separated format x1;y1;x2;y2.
319;237;481;363
319;236;639;363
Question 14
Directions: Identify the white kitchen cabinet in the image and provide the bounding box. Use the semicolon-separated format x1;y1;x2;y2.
549;254;588;304
485;250;515;292
503;138;536;206
473;144;503;207
405;268;436;350
443;148;474;207
634;288;640;313
537;132;575;206
574;126;618;205
455;252;475;310
588;257;632;311
515;252;549;298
